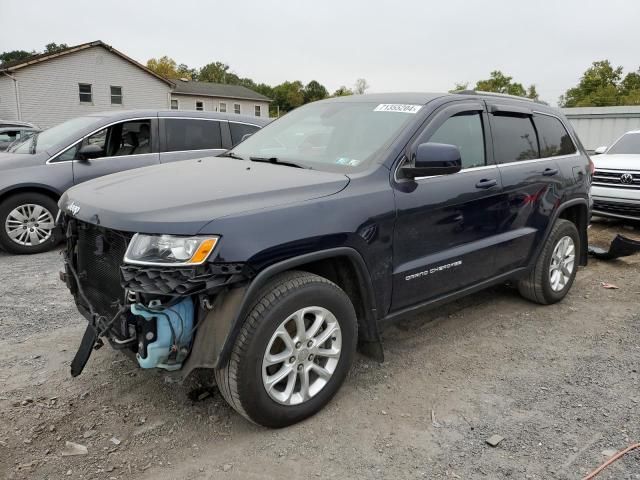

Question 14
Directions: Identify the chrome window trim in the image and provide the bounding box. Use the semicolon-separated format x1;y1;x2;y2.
393;160;497;183
594;167;640;174
46;117;152;165
160;148;226;155
497;152;580;167
228;120;262;128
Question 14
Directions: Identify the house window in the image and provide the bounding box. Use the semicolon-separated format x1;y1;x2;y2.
254;105;261;117
79;83;92;103
171;99;179;110
234;103;241;114
219;102;227;113
196;101;204;111
110;86;122;105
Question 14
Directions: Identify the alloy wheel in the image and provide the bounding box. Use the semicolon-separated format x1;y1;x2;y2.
5;203;55;247
549;235;575;292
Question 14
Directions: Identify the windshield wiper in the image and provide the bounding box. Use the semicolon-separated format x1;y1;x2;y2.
219;151;244;160
249;156;309;169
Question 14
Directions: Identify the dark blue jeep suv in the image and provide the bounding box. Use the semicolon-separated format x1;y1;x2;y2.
59;92;592;427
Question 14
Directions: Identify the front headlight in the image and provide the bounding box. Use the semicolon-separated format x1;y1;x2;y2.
124;234;219;266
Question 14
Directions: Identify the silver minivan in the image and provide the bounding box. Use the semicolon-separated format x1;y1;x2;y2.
0;110;269;254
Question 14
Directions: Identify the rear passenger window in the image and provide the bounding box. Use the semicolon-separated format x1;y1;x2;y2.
428;112;485;169
164;119;222;152
229;122;260;146
491;114;539;163
533;114;576;157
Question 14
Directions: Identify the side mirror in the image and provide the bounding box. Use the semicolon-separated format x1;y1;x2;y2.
401;143;462;178
78;144;104;161
594;146;607;155
240;133;253;142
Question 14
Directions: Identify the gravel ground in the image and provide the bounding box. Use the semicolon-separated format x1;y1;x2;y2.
0;219;639;479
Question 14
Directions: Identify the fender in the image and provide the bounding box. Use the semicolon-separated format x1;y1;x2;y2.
528;197;590;269
0;182;63;201
181;247;382;378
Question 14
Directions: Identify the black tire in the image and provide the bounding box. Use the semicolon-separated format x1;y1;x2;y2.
214;270;358;428
518;219;580;305
0;192;59;254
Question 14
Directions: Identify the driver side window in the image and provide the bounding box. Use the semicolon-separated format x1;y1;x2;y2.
428;112;486;170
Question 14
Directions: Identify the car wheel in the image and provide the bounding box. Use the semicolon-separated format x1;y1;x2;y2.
215;270;357;428
0;193;59;254
518;219;579;305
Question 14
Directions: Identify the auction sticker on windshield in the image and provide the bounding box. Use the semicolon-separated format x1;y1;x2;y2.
374;104;422;113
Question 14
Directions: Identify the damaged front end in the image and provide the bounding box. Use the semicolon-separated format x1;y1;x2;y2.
59;215;249;379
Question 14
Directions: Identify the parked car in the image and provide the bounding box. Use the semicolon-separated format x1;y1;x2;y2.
591;130;640;221
59;92;591;428
0;126;41;151
0;110;269;254
0;119;38;129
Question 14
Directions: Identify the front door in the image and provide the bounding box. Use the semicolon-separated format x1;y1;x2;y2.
391;101;505;311
72;118;160;184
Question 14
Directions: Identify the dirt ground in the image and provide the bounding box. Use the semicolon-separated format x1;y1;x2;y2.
1;219;639;480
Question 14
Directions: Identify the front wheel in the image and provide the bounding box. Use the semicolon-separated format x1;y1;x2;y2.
0;193;59;254
215;271;357;428
518;219;580;305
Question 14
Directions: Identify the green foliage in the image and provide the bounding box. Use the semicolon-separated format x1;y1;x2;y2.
333;86;353;97
146;56;179;78
44;43;68;53
271;81;305;112
303;80;328;103
473;71;538;99
0;50;33;65
450;82;469;93
560;60;640;107
354;78;370;95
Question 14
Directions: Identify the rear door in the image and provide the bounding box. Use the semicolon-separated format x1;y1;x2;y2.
159;118;226;163
391;101;505;310
72;118;159;185
488;104;572;273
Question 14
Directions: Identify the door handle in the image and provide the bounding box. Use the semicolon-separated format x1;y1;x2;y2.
543;168;559;176
475;178;498;189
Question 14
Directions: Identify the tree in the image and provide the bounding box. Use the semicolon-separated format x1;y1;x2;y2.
560;60;623;107
450;82;469;92
44;43;68;53
176;63;197;80
333;86;353;97
303;80;328;103
271;81;305;113
473;70;537;98
0;50;33;65
619;69;640;105
198;62;240;83
146;56;179;78
354;78;369;95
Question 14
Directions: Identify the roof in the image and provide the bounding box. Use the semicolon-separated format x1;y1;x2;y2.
562;106;640;118
0;40;173;86
172;80;271;102
321;92;445;104
78;109;271;126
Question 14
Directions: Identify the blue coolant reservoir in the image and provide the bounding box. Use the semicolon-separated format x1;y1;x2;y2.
131;298;194;371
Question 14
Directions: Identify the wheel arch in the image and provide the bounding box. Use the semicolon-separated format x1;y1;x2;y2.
211;247;382;371
0;184;62;206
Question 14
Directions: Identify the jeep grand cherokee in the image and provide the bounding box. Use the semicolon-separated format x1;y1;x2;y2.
59;92;592;427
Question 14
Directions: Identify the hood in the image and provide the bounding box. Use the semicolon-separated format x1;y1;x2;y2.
593;154;640;171
60;157;350;234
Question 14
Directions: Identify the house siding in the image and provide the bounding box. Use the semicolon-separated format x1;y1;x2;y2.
170;93;270;118
12;46;171;128
0;75;19;121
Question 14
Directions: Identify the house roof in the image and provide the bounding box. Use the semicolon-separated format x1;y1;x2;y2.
172;80;271;102
0;40;174;86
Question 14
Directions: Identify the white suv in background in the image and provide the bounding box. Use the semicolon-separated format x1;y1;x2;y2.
592;130;640;221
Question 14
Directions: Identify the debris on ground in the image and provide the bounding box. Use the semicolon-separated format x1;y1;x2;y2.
60;441;88;456
589;234;640;260
601;282;619;289
485;435;504;447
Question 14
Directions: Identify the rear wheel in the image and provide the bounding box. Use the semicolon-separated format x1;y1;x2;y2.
0;193;59;254
518;219;579;304
215;271;357;428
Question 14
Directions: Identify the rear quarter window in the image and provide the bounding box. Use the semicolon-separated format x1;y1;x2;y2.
533;114;576;157
229;122;260;146
164;119;222;152
491;114;539;164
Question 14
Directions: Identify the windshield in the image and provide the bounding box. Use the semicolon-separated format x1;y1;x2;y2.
607;132;640;155
230;101;421;172
9;116;102;154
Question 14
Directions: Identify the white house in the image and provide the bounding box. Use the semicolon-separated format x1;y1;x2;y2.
0;40;272;129
170;79;271;119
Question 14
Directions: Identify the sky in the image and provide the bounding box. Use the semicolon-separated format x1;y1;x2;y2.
2;0;640;106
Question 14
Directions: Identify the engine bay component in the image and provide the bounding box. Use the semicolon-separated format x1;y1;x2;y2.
132;298;194;371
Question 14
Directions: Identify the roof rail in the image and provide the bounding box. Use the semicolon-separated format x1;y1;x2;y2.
454;90;549;106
